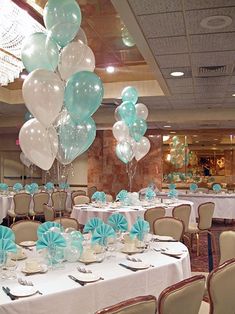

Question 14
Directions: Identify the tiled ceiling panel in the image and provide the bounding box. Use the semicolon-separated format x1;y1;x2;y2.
137;12;185;38
194;77;230;86
157;54;190;68
166;78;193;87
190;33;235;53
128;0;182;15
229;76;235;84
185;8;235;35
194;85;225;93
184;0;235;11
195;92;225;99
149;36;188;55
191;51;235;67
168;86;194;94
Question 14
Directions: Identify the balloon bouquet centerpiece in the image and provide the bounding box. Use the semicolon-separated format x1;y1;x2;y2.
19;0;103;180
113;87;150;191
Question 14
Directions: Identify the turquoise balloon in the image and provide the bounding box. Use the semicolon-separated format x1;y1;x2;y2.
57;111;96;165
21;32;59;72
121;86;138;104
129;118;147;142
118;101;136;127
24;111;34;122
64;71;103;122
44;0;82;47
115;141;134;164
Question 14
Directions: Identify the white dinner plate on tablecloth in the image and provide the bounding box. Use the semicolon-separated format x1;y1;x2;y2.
121;247;144;255
76;273;100;282
125;261;150;270
19;241;36;247
10;286;38;297
165;249;184;256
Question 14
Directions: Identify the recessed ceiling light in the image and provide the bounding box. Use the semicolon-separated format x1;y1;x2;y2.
170;131;176;134
163;125;171;128
195;141;199;143
193;135;198;137
20;74;28;80
214;138;218;141
170;71;184;77
200;15;232;30
106;66;115;73
232;94;235;97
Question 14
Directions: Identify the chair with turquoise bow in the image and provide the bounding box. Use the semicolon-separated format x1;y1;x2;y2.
95;295;157;314
30;192;50;220
7;193;31;224
11;220;41;244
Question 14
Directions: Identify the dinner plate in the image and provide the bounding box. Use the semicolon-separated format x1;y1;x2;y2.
21;264;48;274
125;261;150;270
165;249;184;256
121;248;144;255
11;252;27;261
10;286;38;297
75;273;100;282
19;241;36;247
154;235;175;241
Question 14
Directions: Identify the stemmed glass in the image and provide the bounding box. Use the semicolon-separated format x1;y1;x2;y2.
0;250;7;279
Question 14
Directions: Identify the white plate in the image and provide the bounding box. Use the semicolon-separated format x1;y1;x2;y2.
21;264;48;274
125;261;150;270
19;241;36;247
154;235;174;241
75;273;100;282
121;248;144;254
10;286;38;297
165;249;184;256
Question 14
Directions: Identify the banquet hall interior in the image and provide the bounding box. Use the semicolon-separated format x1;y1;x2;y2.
1;0;235;313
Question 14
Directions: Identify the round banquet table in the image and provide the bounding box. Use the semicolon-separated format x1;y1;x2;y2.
0;240;191;314
71;199;195;227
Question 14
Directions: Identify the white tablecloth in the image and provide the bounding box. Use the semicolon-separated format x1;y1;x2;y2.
71;200;195;227
160;192;235;219
0;241;191;314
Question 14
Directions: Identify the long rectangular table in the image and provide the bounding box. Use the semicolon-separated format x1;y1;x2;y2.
0;241;191;314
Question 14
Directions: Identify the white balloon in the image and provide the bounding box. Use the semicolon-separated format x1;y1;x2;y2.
20;152;32;168
22;69;64;128
112;121;129;142
19;118;58;171
114;107;121;121
133;136;151;161
73;27;88;45
59;43;95;80
135;103;148;120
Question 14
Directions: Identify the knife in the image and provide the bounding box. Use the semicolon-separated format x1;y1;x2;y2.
68;275;86;286
118;263;137;272
2;287;17;300
160;252;181;259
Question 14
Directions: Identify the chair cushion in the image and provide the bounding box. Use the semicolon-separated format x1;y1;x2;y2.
187;223;199;233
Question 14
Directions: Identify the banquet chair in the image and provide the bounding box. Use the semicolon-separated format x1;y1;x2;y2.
95;295;157;314
30;192;50;220
153;217;184;241
54;217;80;231
144;207;166;233
158;275;205;314
8;193;31;223
71;190;86;206
11;220;41;244
43;203;56;221
199;258;235;314
87;185;97;198
73;195;90;205
106;194;113;202
51;191;67;216
172;204;191;232
219;230;235;265
187;202;215;256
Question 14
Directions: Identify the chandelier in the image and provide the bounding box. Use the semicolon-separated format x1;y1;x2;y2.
0;0;45;86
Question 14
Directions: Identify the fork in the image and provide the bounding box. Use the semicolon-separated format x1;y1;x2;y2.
126;256;142;262
77;266;92;273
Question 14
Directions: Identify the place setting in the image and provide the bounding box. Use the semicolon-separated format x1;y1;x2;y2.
68;266;104;286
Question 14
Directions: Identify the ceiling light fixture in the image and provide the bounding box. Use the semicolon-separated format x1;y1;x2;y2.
163;135;170;141
200;15;232;30
170;71;184;77
106;66;115;74
163;125;171;128
232;94;235;97
170;131;176;134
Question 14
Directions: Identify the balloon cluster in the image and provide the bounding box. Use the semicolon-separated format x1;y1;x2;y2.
169;136;189;169
113;86;150;164
19;0;103;170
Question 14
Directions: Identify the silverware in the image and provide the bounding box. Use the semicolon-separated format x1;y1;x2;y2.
18;277;34;286
118;263;137;272
160;252;181;259
2;287;18;301
68;275;86;286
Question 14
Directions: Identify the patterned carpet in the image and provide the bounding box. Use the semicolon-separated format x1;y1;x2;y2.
189;220;235;272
